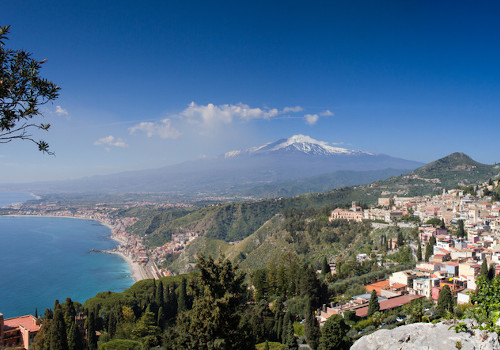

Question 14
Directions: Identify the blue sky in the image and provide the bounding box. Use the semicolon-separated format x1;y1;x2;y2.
2;1;500;182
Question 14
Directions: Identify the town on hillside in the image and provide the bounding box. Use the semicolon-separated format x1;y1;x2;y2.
319;178;500;325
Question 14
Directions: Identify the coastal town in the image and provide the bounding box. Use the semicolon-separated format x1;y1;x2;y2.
0;200;199;282
320;178;500;324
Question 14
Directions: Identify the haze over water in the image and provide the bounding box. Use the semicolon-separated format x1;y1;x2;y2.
0;193;134;318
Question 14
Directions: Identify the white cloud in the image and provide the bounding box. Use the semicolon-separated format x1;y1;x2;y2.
94;135;128;149
304;114;319;125
55;105;69;116
282;106;303;113
320;109;334;117
179;102;299;127
129;102;304;138
129;118;181;139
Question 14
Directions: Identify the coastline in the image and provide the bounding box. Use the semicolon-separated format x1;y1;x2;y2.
3;214;149;283
108;249;148;282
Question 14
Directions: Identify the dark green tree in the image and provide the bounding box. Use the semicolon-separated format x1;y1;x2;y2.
177;278;188;313
157;306;165;327
304;300;320;350
0;25;60;153
416;242;423;262
155;280;164;308
282;310;291;344
396;231;404;247
299;263;323;308
424;242;433;262
321;257;331;275
62;297;76;331
318;314;351;350
276;315;283;344
457;220;466;238
86;311;97;350
50;304;69;350
367;289;380;317
170;256;254;349
437;285;454;317
481;259;489;278
131;305;160;347
252;268;269;301
440;218;446;229
165;285;178;320
264;340;270;350
429;235;436;246
488;265;496;281
67;322;83;350
285;318;298;350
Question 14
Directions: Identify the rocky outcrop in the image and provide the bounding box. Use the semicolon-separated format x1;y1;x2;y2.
351;320;499;350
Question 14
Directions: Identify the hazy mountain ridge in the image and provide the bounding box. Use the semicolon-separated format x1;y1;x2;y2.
0;135;422;197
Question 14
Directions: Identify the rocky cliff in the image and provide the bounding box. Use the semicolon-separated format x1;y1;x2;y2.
351;320;499;350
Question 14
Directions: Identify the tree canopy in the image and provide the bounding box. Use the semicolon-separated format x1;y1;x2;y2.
0;25;59;154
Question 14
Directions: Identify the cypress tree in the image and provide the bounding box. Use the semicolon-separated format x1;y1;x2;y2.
488;265;495;281
156;280;164;308
157;306;165;327
167;285;178;320
285;318;298;350
480;259;488;278
321;257;330;275
417;242;422;262
67;322;83;350
86;311;97;350
424;242;432;262
107;310;117;337
50;304;69;350
304;300;320;350
457;220;466;238
177;278;188;313
396;231;404;247
437;285;453;317
282;311;291;344
276;315;283;343
35;307;38;318
367;290;380;317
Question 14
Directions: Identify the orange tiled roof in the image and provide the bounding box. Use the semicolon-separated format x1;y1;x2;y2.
355;295;424;318
3;315;40;332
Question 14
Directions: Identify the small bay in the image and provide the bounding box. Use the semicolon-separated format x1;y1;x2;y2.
0;194;134;318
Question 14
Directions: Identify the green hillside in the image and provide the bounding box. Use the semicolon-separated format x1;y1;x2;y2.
118;153;499;272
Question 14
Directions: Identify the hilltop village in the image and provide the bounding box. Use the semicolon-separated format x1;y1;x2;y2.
320;179;500;324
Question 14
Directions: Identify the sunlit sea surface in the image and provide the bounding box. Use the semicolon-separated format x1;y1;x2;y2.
0;193;134;318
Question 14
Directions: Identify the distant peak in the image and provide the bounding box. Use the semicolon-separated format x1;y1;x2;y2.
225;135;374;158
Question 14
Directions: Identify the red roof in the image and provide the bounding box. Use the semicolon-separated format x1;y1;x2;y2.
355;295;424;318
3;315;40;332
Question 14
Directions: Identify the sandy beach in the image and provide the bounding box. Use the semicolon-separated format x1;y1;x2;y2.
111;251;149;282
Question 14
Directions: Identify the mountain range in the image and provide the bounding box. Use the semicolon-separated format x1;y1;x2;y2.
1;135;423;197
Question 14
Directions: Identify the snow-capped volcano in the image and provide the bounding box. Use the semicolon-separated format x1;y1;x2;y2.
225;135;373;158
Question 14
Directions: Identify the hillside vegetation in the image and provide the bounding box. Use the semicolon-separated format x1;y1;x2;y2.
116;153;499;272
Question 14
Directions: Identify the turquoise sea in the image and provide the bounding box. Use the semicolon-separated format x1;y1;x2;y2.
0;193;134;318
